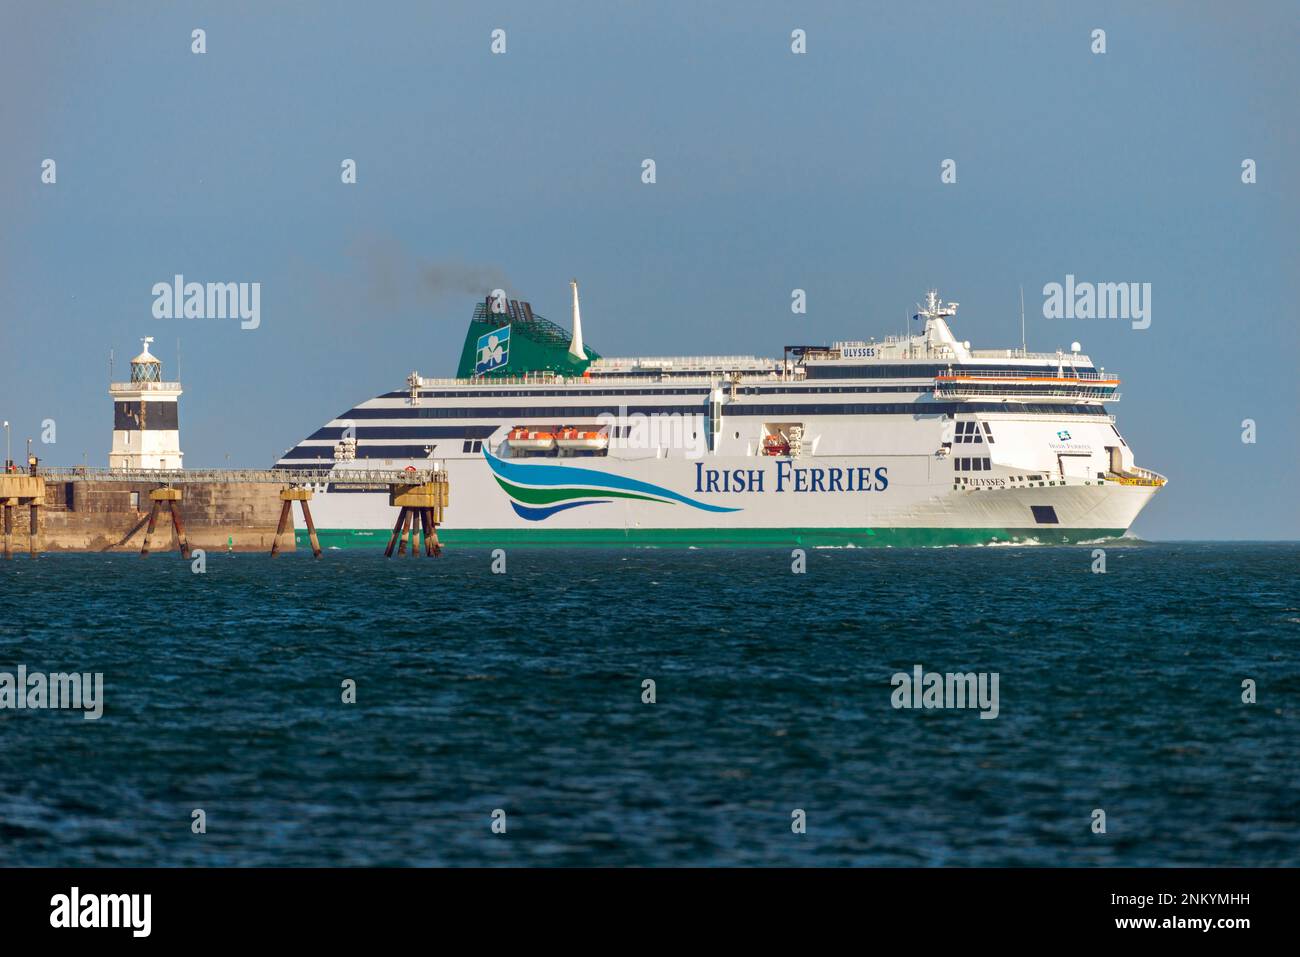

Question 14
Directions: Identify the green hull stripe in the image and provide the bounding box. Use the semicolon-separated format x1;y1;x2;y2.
492;475;667;507
296;527;1127;548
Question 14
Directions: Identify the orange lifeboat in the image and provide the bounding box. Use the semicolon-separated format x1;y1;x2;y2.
762;433;790;456
556;428;609;451
510;428;556;451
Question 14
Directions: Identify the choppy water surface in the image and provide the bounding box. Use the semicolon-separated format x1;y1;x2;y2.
1;542;1296;866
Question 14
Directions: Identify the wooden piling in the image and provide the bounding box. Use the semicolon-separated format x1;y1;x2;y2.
301;500;322;558
140;488;184;558
427;510;442;557
140;501;161;557
28;503;39;558
398;508;411;555
384;507;406;558
269;500;292;557
170;501;190;559
386;479;447;559
272;487;315;558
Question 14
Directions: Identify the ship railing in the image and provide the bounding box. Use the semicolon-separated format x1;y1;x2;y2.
1106;466;1167;487
938;369;1116;381
966;348;1095;361
592;355;774;369
935;385;1121;401
108;380;183;391
414;372;790;388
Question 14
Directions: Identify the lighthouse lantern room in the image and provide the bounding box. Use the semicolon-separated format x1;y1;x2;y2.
109;337;184;470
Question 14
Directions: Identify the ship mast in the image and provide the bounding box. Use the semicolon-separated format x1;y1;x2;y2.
918;290;969;361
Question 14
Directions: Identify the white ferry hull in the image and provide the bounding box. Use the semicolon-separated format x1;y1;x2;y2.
294;452;1157;547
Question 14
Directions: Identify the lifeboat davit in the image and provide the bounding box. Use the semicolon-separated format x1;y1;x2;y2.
555;427;608;451
508;427;556;451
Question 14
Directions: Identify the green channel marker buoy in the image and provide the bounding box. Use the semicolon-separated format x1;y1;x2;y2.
227;535;233;554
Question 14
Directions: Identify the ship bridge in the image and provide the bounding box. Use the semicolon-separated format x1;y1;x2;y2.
791;291;1119;403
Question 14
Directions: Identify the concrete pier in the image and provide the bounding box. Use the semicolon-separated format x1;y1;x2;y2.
0;475;45;559
12;467;449;556
21;479;289;553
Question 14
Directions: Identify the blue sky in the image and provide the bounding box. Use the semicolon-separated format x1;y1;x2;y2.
1;1;1295;539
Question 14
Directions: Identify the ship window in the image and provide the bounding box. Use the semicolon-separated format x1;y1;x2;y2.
462;440;472;452
130;491;139;509
1030;505;1059;525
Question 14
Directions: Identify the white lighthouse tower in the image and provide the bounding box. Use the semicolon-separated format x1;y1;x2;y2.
109;337;184;470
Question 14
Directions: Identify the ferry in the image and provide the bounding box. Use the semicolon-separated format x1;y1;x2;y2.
275;283;1165;546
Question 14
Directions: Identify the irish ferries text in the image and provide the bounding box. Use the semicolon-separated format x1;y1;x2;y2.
695;461;888;494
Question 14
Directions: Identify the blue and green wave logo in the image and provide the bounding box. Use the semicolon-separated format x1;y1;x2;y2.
484;448;741;521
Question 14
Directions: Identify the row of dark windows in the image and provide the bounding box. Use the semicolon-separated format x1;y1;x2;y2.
955;457;992;471
378;374;1101;401
306;425;498;441
381;384;933;400
339;402;1112;420
282;445;445;461
380;388;714;400
284;404;1105;458
807;363;1097;380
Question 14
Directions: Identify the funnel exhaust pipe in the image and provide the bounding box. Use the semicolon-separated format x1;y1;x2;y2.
568;279;587;360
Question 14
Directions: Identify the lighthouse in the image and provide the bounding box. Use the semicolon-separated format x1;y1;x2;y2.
109;337;183;470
